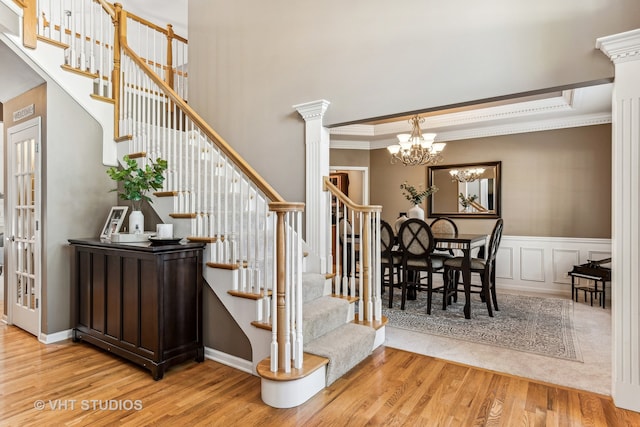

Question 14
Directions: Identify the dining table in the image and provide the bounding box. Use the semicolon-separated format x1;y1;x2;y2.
432;232;488;319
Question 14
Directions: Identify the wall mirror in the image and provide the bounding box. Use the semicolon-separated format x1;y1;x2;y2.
427;161;501;218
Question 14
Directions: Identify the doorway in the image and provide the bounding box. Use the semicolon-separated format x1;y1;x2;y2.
329;166;369;205
6;117;41;337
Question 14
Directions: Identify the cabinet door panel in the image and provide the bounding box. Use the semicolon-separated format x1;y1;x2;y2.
91;254;106;333
122;257;140;346
105;254;122;339
164;256;198;351
139;258;159;354
78;251;91;328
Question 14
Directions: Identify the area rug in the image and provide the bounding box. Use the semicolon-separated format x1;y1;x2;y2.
382;291;583;362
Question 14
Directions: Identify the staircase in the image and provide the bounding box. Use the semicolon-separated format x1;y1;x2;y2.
0;0;386;408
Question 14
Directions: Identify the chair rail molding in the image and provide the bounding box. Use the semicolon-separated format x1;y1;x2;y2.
293;99;331;273
597;28;640;413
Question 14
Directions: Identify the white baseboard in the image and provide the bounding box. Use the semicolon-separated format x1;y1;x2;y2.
39;329;73;344
204;347;254;375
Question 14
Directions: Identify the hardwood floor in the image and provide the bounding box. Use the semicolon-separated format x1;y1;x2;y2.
0;324;638;426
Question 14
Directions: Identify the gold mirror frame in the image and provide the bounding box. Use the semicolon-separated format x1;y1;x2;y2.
427;161;501;219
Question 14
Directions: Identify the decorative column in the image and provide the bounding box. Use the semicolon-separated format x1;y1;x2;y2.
293;100;331;273
596;29;640;412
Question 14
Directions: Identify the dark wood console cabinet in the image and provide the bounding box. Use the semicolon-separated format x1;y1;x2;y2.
69;238;205;380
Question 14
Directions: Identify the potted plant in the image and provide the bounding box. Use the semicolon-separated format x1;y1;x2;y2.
400;181;438;220
458;192;478;212
107;155;168;233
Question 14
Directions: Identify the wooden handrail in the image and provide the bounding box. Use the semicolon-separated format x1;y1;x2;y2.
323;177;381;213
122;7;187;43
469;200;488;212
96;0;115;18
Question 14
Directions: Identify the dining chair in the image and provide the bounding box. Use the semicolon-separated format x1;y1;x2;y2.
429;217;459;310
380;220;402;308
397;219;447;313
443;218;504;317
337;217;359;280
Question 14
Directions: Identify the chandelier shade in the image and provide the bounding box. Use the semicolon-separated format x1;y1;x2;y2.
387;116;445;166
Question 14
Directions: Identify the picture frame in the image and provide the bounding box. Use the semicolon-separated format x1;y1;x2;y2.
100;206;128;239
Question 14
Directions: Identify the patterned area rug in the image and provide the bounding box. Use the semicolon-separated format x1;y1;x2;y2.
382;290;583;362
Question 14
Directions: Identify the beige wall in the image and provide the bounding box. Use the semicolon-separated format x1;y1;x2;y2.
366;125;611;238
189;0;638;205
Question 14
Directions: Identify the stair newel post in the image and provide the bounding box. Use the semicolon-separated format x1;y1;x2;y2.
112;3;124;138
374;211;382;320
165;24;175;90
273;206;290;372
269;202;305;373
22;0;37;49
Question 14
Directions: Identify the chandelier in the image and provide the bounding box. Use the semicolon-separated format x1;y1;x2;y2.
449;168;485;183
387;115;446;166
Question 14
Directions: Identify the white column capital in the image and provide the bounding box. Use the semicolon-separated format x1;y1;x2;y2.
596;29;640;64
293;100;330;121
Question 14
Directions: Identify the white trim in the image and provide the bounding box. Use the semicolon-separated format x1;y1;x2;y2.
329;166;370;205
294;99;331;273
39;329;73;344
332;112;612;150
330;139;373;150
204;347;254;375
260;366;326;408
495;235;611;295
596;29;640;64
598;28;640;413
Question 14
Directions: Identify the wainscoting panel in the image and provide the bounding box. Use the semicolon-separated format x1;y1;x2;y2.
495;247;514;279
496;236;611;296
520;248;545;282
552;249;581;284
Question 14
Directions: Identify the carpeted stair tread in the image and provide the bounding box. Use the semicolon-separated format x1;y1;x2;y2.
304;322;376;385
302;272;327;303
303;296;350;343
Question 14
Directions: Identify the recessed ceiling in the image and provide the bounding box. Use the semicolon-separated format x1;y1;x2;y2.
329;83;613;150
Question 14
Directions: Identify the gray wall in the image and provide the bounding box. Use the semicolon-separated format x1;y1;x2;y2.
188;0;639;205
44;82;113;334
3;82;113;334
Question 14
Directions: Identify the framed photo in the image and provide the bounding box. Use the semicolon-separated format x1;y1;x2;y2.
100;206;128;239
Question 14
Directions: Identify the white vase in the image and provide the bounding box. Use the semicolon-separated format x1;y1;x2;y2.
129;210;144;234
407;204;425;220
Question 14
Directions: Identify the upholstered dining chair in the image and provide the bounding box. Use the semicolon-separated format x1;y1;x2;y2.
429;217;459;310
397;219;450;313
443;218;504;317
380;220;402;308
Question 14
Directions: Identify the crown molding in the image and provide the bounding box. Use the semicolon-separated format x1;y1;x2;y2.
293;99;331;121
330;90;578;139
596;29;640;64
335;112;611;150
432;112;611;143
330;139;373;150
